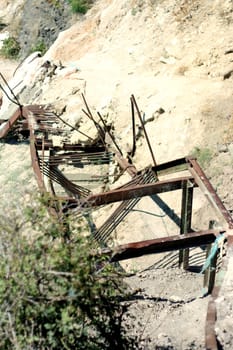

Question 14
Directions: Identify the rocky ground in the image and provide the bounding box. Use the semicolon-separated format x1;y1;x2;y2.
1;0;233;349
124;267;208;350
0;0;75;58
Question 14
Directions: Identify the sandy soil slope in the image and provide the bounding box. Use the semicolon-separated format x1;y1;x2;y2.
1;0;233;348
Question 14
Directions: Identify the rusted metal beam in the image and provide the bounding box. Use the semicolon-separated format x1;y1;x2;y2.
152;157;188;177
38;158;91;197
109;230;219;262
48;149;56;196
130;97;136;158
30;135;46;191
187;156;233;228
114;150;138;177
0;106;22;138
103;130;138;177
179;180;194;269
81;95;150;179
35;138;106;152
84;176;195;207
26;104;54;114
20;114;57;123
131;94;157;167
25;108;46;191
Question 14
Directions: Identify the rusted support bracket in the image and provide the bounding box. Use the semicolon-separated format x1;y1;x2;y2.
179;179;193;269
29;135;46;191
0;106;23;138
30;137;46;191
109;230;219;262
130;97;136;158
187;156;233;228
35;138;106;152
114;150;138;177
104;130;138;177
24;107;47;192
48;149;56;196
84;176;195;207
152;157;188;177
131;94;157;167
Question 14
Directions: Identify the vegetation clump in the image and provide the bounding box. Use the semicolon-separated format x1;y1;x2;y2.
0;196;136;349
67;0;94;14
30;40;47;55
0;37;20;59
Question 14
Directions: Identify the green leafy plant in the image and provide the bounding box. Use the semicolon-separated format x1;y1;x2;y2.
0;196;136;349
0;37;20;59
30;40;47;55
67;0;94;14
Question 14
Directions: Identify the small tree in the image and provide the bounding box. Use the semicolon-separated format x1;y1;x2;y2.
0;195;136;349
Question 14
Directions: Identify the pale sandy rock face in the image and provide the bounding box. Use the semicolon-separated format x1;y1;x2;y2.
43;0;233;165
0;0;25;24
2;0;233;165
0;52;49;119
0;31;9;48
0;0;232;189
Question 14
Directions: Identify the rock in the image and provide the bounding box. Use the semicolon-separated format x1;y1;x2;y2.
217;144;228;153
0;52;55;120
170;295;182;303
14;0;73;58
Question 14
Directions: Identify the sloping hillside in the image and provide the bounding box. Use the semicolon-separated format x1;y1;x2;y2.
0;0;233;349
2;0;231;216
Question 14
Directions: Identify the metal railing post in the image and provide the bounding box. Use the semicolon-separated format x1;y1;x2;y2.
179;180;193;269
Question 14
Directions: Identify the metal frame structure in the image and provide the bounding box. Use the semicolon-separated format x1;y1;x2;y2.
1;95;232;350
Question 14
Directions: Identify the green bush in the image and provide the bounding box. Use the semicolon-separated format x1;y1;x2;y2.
30;40;47;55
0;37;20;59
67;0;94;14
0;197;136;349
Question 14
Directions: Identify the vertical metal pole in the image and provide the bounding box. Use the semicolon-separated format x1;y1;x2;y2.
42;135;45;183
131;95;157;167
208;251;218;294
204;220;218;294
203;244;211;290
179;180;193;269
48;148;56;197
130;97;136;158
